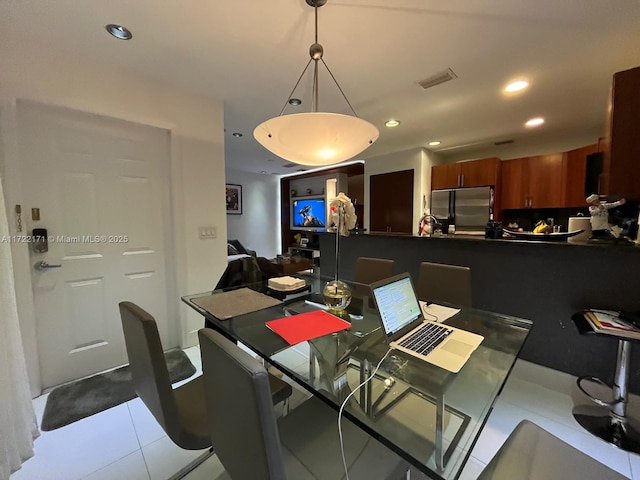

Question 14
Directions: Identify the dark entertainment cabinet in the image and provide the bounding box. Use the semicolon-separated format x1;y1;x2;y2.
279;163;364;254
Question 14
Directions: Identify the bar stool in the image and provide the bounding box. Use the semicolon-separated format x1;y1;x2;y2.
571;313;640;453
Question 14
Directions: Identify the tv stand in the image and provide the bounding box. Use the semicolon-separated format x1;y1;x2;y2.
288;245;320;266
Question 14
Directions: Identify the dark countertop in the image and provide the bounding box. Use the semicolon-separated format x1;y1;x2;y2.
318;229;640;250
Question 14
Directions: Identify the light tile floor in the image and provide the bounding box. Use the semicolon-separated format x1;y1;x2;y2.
11;344;637;480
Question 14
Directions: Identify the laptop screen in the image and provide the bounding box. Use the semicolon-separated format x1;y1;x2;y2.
372;275;422;337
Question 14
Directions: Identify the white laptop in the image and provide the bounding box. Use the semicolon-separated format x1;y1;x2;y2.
370;273;483;373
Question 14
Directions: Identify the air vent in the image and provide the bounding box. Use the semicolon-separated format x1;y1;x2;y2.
417;68;458;90
494;139;515;146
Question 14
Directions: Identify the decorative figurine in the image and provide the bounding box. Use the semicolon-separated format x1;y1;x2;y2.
586;193;626;239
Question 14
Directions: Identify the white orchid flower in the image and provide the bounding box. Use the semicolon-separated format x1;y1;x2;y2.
329;192;357;236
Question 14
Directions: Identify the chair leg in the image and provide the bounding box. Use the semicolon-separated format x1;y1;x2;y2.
167;447;215;480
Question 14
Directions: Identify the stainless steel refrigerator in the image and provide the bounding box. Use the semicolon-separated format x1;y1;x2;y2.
431;186;494;234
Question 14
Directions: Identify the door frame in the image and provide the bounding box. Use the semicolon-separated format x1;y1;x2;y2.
1;99;183;396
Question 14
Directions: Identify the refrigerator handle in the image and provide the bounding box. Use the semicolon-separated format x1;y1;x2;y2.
449;190;455;220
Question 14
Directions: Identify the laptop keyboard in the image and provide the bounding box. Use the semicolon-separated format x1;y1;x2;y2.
399;323;453;356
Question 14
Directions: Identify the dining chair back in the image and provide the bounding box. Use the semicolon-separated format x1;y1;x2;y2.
119;301;213;478
478;420;627;479
417;261;472;307
354;257;395;284
198;328;409;480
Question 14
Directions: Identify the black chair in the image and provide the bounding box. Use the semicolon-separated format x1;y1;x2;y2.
416;261;472;307
198;328;409;480
354;257;395;285
119;302;293;477
119;302;213;478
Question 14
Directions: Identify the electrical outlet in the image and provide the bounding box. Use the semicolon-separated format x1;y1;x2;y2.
198;226;217;240
547;217;554;225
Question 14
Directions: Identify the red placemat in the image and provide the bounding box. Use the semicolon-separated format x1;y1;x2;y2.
266;310;351;345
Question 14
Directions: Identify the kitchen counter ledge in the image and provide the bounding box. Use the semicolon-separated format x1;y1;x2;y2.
318;229;640;393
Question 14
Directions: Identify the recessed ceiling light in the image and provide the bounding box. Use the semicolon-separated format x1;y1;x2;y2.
525;117;545;128
385;119;401;128
288;98;302;106
260;171;268;174
105;24;132;40
428;141;441;146
232;132;243;137
505;80;529;93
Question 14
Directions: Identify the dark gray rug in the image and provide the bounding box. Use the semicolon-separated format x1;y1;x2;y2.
41;349;196;431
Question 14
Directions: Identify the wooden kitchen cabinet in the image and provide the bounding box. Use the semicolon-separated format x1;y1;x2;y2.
562;143;598;207
461;157;501;187
501;157;528;209
370;169;414;233
601;66;640;198
431;163;460;190
501;154;563;209
431;157;501;190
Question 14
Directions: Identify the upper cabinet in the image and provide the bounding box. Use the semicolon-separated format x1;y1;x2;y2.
501;154;564;209
601;66;640;198
431;163;460;190
562;143;598;207
431;157;501;190
370;169;414;233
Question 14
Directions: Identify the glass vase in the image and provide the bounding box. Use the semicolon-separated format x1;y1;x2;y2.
323;279;352;314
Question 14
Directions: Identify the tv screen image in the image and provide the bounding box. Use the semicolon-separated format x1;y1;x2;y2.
292;198;326;228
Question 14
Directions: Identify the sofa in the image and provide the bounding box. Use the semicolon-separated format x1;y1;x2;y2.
227;239;256;262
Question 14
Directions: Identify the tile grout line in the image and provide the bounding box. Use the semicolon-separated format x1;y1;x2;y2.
126;400;152;480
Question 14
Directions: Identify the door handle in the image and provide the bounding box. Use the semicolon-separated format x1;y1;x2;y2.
34;261;62;271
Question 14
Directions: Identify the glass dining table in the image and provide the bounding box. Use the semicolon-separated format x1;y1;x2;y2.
182;272;532;480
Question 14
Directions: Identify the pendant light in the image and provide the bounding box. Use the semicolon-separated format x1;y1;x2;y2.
253;0;379;166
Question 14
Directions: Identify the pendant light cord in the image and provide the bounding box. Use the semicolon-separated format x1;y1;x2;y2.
276;0;361;118
277;59;313;117
314;1;319;44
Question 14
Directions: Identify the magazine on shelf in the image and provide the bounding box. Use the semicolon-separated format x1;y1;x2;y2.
583;309;640;340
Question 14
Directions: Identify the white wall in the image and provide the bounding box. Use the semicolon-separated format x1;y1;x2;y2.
225;169;280;258
364;147;435;233
0;38;226;395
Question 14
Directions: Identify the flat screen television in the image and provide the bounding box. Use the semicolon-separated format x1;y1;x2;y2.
291;197;326;230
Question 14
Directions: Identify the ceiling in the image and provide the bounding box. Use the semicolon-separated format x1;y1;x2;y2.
2;1;640;175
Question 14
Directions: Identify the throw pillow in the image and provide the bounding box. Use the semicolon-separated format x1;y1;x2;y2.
227;243;240;256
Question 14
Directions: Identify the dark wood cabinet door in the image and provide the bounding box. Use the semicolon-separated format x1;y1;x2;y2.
460;157;501;187
562;144;597;207
604;66;640;198
528;154;563;208
431;163;461;190
501;158;529;209
370;169;414;233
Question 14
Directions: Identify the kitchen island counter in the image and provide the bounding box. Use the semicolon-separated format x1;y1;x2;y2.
319;230;640;392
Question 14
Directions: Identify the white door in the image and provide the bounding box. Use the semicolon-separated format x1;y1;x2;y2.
17;101;173;389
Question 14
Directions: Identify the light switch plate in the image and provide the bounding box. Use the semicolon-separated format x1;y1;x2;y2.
198;226;217;240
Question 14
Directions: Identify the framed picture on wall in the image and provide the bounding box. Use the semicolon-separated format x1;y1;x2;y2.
225;184;242;215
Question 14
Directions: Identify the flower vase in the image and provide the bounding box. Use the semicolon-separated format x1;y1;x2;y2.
323;202;352;314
